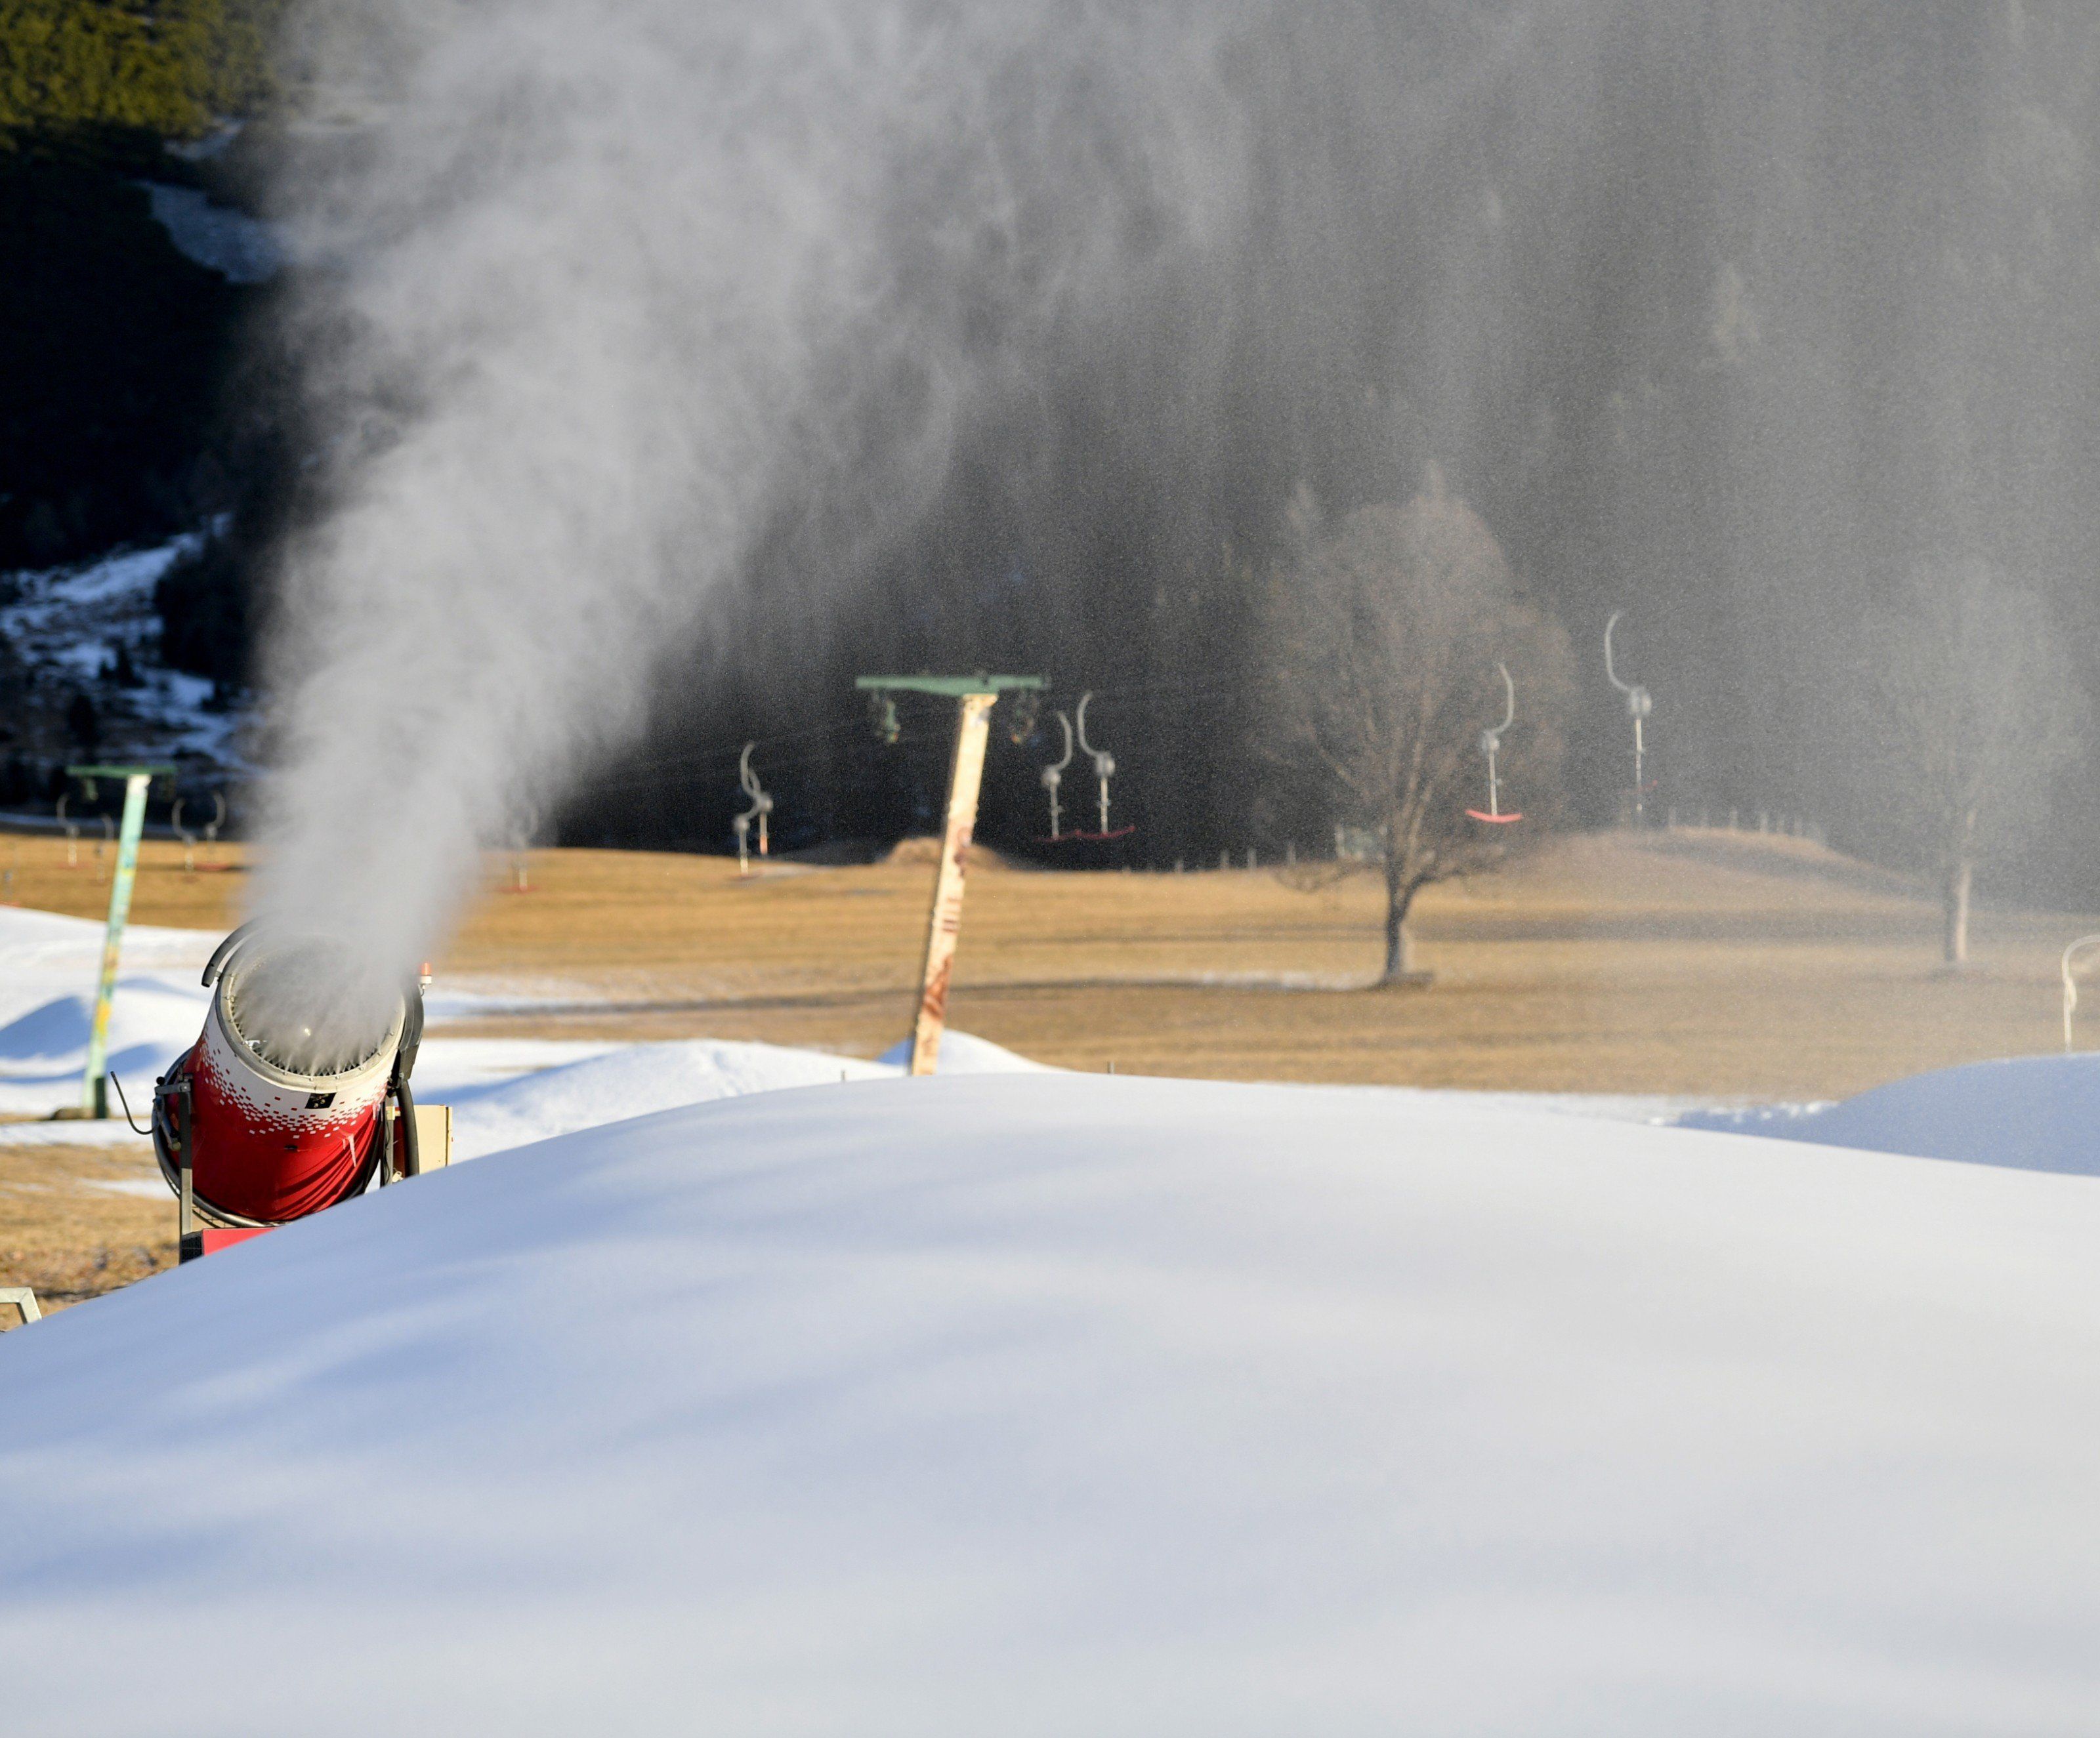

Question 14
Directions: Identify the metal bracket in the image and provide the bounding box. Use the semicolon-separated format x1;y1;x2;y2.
0;1287;40;1327
175;1073;200;1263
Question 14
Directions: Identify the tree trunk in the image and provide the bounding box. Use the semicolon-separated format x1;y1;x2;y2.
1381;855;1421;984
1942;855;1973;966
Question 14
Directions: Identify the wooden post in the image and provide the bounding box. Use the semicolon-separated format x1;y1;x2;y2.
856;674;1043;1075
909;692;996;1077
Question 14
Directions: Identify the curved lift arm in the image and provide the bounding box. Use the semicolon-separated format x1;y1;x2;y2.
1467;661;1523;824
1040;711;1075;839
1490;659;1516;736
1605;610;1633;696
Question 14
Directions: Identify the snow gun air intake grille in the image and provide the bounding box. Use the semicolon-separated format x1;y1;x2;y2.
220;936;400;1079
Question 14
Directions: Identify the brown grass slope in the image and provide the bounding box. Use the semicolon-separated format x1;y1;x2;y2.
7;823;2092;1321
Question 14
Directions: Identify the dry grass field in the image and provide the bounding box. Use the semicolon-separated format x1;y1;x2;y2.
440;831;2089;1098
0;1144;174;1317
3;823;2090;1097
6;823;2095;1318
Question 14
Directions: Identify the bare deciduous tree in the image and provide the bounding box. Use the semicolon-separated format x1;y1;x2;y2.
1269;472;1573;985
1864;559;2083;965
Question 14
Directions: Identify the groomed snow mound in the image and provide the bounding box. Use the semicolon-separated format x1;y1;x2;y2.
450;1031;1044;1158
877;1027;1050;1073
1678;1052;2100;1176
444;1038;894;1158
5;1075;2100;1734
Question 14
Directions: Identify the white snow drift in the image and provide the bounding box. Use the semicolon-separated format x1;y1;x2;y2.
1678;1053;2100;1176
4;1075;2100;1733
0;905;1047;1151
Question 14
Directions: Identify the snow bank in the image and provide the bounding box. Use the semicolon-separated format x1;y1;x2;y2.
0;906;1047;1153
0;908;215;1128
4;1075;2099;1733
0;905;217;1028
447;1029;1047;1156
0;977;215;1117
1677;1052;2100;1176
876;1027;1051;1073
446;1037;892;1157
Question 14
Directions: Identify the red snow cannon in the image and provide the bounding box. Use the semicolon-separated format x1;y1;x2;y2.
153;924;427;1262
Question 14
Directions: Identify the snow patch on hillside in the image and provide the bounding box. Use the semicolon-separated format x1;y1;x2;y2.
0;535;246;773
143;184;285;283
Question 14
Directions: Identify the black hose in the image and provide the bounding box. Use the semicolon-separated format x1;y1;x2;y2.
395;984;424;1083
387;976;425;1179
395;1078;421;1179
108;1071;151;1135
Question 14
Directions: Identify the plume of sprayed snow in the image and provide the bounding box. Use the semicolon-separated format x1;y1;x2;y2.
253;0;1251;975
251;0;2100;994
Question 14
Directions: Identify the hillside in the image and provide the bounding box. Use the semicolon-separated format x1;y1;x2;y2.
0;0;289;736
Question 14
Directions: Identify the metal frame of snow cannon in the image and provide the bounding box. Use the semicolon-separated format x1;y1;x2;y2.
734;742;774;876
2063;934;2100;1053
856;673;1047;1075
150;928;447;1261
1466;662;1524;825
1604;611;1654;826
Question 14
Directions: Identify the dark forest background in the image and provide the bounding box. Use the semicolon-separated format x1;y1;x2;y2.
1;1;285;566
9;3;2100;903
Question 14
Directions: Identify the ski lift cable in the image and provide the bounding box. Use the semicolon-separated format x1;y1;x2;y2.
585;667;1232;792
582;729;950;798
1059;671;1238;709
574;666;1234;807
609;715;869;781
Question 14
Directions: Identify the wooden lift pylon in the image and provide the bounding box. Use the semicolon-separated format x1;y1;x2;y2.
856;674;1047;1076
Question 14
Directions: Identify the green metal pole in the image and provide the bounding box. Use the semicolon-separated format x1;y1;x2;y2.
81;773;151;1118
